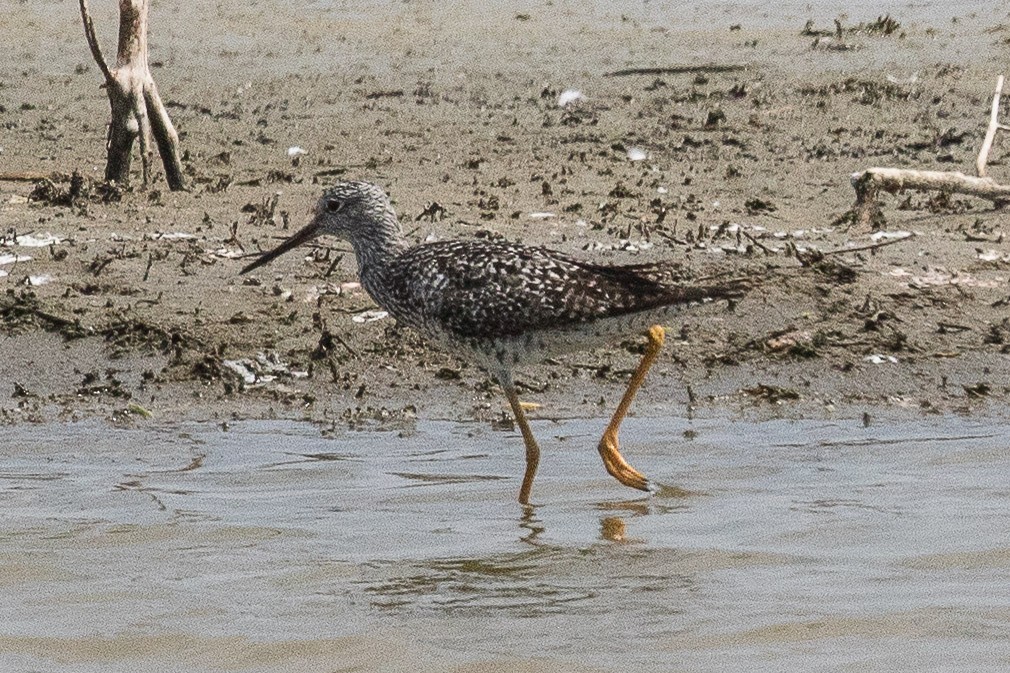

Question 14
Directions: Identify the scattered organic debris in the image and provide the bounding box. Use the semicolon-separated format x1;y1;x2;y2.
27;171;122;207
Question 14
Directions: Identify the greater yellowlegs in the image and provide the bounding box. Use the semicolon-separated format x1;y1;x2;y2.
242;181;746;504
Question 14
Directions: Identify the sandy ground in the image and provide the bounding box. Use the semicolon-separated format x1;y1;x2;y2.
2;1;1009;427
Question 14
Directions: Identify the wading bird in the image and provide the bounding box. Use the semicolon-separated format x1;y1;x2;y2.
242;181;745;504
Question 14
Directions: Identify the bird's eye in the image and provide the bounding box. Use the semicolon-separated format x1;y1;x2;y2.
325;199;344;213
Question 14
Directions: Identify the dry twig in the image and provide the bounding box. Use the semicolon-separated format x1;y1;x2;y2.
978;75;1008;177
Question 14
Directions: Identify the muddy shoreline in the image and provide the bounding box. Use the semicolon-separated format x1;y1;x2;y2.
2;1;1009;427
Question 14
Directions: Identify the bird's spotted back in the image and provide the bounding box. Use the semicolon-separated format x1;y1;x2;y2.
373;239;736;341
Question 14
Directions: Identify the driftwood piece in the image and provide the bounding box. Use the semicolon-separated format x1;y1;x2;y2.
848;76;1009;230
79;0;185;190
603;64;746;78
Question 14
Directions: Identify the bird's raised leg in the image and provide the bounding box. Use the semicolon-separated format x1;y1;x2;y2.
598;324;665;493
503;383;541;505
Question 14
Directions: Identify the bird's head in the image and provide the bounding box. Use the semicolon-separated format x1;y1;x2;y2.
240;181;395;274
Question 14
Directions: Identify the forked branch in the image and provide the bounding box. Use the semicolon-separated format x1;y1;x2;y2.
77;0;185;190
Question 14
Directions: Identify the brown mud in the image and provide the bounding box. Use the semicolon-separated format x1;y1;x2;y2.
2;2;1009;427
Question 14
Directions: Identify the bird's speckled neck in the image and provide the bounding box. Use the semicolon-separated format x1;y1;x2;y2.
351;204;409;303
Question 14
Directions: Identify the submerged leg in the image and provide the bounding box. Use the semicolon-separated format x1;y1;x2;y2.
598;324;666;493
504;384;541;505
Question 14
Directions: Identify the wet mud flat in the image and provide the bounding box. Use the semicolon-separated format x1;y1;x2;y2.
2;415;1010;672
2;2;1010;425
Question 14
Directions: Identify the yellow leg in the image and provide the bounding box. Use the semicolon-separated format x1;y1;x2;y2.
505;386;540;505
598;324;665;493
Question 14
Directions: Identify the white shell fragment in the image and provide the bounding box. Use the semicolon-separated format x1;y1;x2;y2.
886;72;919;85
222;352;302;386
6;233;62;247
222;359;264;385
626;147;648;161
557;89;584;107
146;232;196;241
287;146;308;157
889;267;1003;289
0;253;32;265
978;249;1010;263
870;230;912;242
352;309;389;324
211;247;246;259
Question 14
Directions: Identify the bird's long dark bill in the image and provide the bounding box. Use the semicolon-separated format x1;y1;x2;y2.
240;219;321;274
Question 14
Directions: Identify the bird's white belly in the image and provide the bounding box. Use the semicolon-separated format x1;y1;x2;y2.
433;304;684;373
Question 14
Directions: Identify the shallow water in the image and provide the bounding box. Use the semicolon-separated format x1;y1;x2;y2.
2;415;1010;672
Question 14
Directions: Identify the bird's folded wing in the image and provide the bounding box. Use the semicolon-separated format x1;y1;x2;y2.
390;241;744;340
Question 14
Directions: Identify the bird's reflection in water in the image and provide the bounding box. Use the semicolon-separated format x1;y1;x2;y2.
518;506;545;546
515;491;692;546
599;516;629;542
595;491;695;542
595;499;648;543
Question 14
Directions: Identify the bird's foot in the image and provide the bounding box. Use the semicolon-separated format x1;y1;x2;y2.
597;429;652;493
